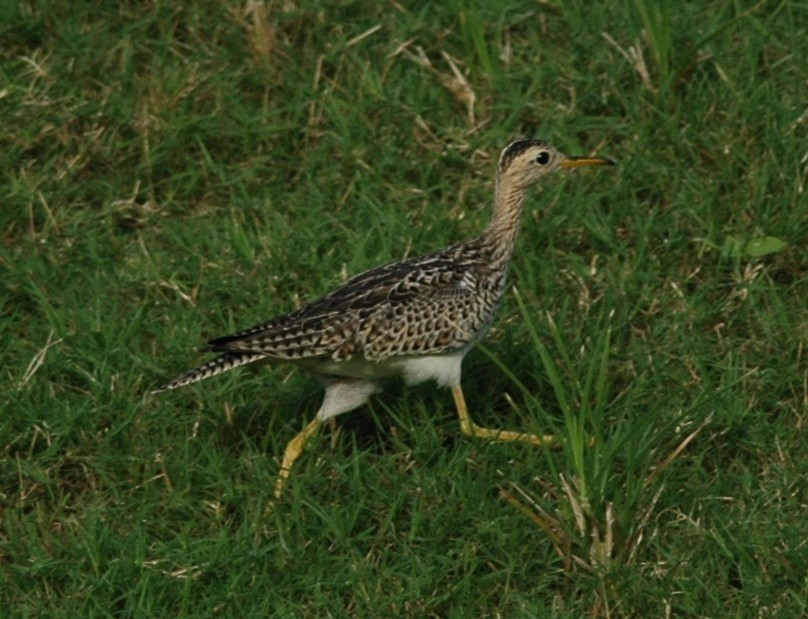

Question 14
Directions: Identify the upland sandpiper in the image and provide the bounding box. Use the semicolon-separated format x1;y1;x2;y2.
155;138;614;499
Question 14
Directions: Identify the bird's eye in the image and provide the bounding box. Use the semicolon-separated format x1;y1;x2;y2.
536;151;550;165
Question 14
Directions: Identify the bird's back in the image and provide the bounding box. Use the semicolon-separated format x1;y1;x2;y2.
206;237;508;365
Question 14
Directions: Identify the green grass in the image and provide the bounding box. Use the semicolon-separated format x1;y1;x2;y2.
2;0;807;616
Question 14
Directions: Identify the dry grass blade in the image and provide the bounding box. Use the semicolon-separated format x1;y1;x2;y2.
645;413;713;487
18;329;63;390
625;484;665;565
588;501;615;569
560;474;587;536
397;44;476;125
243;0;281;69
601;32;654;92
501;485;572;568
346;24;382;48
439;51;476;125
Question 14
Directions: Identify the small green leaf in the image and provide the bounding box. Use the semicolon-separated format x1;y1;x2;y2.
745;237;787;257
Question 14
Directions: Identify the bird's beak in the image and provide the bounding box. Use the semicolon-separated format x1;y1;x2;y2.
560;156;616;169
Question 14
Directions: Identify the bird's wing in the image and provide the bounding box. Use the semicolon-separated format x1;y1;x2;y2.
204;245;488;361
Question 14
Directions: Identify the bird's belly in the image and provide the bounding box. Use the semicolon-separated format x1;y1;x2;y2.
302;350;465;388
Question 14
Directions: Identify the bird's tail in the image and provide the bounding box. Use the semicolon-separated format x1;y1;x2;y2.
152;352;266;394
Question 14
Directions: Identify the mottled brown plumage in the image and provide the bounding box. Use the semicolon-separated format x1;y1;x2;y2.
154;138;614;499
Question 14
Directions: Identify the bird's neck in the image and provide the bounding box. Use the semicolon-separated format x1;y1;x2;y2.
478;182;527;265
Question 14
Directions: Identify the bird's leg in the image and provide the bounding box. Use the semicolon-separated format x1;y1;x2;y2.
273;416;323;499
451;384;555;446
271;378;380;504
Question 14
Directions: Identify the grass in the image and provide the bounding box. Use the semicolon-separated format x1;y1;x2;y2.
2;0;807;616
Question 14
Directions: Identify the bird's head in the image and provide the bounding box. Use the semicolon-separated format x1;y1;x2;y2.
497;138;614;190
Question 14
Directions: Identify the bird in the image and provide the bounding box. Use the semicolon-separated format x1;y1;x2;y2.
154;138;614;500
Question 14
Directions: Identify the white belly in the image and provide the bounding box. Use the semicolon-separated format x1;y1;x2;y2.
303;350;466;388
399;352;464;387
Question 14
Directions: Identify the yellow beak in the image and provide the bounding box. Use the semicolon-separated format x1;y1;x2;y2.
560;156;616;169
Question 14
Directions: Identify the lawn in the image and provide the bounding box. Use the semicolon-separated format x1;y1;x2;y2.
2;0;806;616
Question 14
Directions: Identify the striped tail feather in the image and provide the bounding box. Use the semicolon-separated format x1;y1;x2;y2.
152;352;267;394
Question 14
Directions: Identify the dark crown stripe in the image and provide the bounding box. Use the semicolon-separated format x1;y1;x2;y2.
498;137;546;171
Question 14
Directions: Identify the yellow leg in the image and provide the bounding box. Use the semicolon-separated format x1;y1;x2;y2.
273;416;323;500
452;384;555;446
